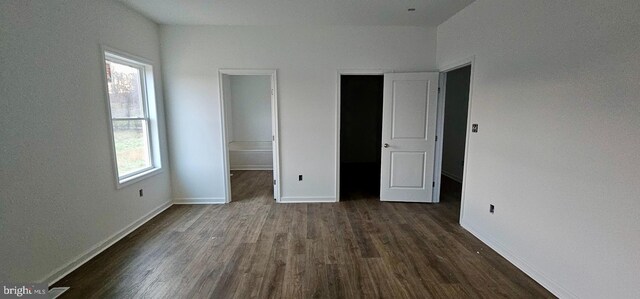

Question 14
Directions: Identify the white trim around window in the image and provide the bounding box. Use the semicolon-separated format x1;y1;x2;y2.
100;46;163;189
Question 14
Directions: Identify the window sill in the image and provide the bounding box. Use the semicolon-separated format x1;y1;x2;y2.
117;167;163;189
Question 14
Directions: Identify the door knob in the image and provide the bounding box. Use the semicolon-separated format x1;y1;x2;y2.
383;143;389;148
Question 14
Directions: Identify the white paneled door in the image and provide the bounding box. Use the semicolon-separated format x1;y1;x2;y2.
380;72;439;202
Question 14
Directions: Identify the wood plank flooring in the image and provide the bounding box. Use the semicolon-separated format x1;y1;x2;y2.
53;171;554;298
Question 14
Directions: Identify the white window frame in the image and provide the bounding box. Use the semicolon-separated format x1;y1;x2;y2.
101;46;163;188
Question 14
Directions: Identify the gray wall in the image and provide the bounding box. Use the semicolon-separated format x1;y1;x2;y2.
0;0;171;284
437;0;640;297
229;75;272;142
161;25;437;202
442;66;471;181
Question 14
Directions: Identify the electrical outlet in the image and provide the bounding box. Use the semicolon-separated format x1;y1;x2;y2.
298;175;303;181
139;189;144;197
489;204;495;214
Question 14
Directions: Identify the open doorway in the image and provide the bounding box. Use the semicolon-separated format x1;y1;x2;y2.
338;74;384;200
219;70;280;203
436;64;472;210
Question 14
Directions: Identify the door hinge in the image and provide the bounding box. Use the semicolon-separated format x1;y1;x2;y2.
273;179;276;185
272;135;275;141
435;136;438;142
438;87;441;93
271;89;274;95
432;181;435;187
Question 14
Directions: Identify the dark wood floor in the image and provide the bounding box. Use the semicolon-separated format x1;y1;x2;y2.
53;171;553;298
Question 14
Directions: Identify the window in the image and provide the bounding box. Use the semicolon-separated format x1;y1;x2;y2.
103;49;161;187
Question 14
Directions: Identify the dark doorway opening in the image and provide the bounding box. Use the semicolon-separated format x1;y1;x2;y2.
339;75;384;200
440;65;471;204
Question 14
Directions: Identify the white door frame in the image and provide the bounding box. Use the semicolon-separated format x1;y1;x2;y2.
335;69;387;202
218;69;281;203
433;56;475;222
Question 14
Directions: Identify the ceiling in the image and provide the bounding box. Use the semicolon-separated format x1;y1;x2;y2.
119;0;475;26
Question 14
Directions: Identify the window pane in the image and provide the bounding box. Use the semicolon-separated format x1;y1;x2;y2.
106;60;145;118
113;120;151;177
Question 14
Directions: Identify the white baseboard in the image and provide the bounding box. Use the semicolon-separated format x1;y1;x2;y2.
173;197;226;204
441;170;463;183
280;196;337;203
44;201;173;286
231;166;273;170
460;220;576;299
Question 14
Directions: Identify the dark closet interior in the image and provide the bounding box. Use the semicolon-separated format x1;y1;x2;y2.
441;65;471;203
339;75;384;199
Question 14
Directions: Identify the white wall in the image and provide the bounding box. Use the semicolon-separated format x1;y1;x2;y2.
437;1;640;298
0;0;171;284
222;75;233;143
229;75;272;142
163;25;437;202
442;66;470;181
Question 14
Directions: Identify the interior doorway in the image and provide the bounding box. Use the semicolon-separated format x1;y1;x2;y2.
219;70;280;203
434;62;473;216
338;74;384;200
